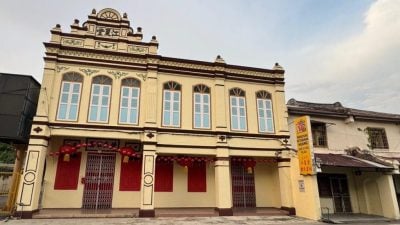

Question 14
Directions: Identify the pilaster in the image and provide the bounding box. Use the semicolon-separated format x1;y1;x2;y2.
278;160;295;214
144;70;158;127
214;78;227;131
214;145;233;216
15;138;49;218
139;143;157;217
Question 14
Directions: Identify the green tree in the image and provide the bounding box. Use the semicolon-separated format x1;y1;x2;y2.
0;142;16;164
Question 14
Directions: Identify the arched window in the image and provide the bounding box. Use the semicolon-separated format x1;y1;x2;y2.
88;75;112;122
256;91;274;132
119;78;141;124
229;88;247;131
57;72;83;121
162;81;181;127
193;84;210;129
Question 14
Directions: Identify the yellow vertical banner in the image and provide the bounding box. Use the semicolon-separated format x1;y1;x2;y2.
294;116;315;175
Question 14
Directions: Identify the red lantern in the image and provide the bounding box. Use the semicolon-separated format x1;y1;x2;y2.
59;145;77;162
119;146;135;163
177;157;193;171
242;158;256;174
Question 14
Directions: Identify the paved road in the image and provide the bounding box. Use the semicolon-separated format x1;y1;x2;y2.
2;216;400;225
1;216;324;225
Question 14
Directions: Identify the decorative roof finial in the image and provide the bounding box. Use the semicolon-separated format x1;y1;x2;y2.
55;24;61;28
73;19;79;25
137;27;142;33
123;12;128;18
92;9;96;14
150;35;158;44
215;55;226;64
273;62;284;70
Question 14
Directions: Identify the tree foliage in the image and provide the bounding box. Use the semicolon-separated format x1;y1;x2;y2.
0;142;16;164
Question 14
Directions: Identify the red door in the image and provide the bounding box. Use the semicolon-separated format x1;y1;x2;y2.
231;161;256;208
82;153;116;209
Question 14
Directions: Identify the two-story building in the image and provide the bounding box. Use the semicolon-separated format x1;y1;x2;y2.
16;8;296;218
288;99;400;220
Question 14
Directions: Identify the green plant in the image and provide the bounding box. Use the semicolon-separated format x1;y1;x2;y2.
0;142;16;164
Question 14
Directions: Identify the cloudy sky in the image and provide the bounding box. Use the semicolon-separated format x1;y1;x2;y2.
0;0;399;113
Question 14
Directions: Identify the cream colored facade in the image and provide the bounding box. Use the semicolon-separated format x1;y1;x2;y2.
16;8;295;218
288;99;400;220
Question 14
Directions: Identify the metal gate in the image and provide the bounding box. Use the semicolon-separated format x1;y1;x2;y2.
330;176;352;213
82;153;115;209
231;161;256;208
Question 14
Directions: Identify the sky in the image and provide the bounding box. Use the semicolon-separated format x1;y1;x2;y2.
0;0;399;113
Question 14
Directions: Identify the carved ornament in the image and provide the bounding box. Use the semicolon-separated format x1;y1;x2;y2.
108;70;128;79
56;66;69;73
61;38;84;47
79;68;100;76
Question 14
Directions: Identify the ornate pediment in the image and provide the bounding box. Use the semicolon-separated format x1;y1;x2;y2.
82;8;134;38
46;8;159;56
97;8;121;20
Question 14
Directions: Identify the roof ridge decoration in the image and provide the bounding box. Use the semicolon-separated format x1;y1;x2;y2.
345;147;394;167
287;98;400;122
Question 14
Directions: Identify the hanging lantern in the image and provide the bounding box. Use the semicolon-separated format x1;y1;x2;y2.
177;157;193;171
59;145;77;162
242;158;256;174
119;146;135;163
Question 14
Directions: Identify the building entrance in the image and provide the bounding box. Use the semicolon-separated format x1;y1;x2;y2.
318;174;352;213
82;153;116;209
231;161;256;208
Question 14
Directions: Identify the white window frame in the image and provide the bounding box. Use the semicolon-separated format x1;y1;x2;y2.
88;83;111;123
193;92;210;129
119;86;140;125
162;90;181;127
57;81;81;121
257;98;275;133
230;96;247;131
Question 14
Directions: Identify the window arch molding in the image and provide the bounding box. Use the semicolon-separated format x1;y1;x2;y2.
229;87;245;97
163;81;181;91
62;72;84;82
193;84;210;93
256;90;271;99
255;90;274;133
121;77;140;87
92;75;113;85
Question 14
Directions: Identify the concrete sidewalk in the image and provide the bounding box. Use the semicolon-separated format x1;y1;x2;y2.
1;216;323;225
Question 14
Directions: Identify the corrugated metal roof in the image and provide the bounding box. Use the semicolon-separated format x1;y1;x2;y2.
315;153;393;169
287;98;400;122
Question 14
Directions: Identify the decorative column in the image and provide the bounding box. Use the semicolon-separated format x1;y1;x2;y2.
16;136;49;218
214;141;233;216
139;131;157;217
278;159;295;215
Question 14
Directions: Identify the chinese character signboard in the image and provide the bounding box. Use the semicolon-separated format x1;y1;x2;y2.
294;116;315;175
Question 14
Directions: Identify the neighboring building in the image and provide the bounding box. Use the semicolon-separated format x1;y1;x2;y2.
288;99;400;220
16;8;296;218
0;73;40;144
0;73;40;215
